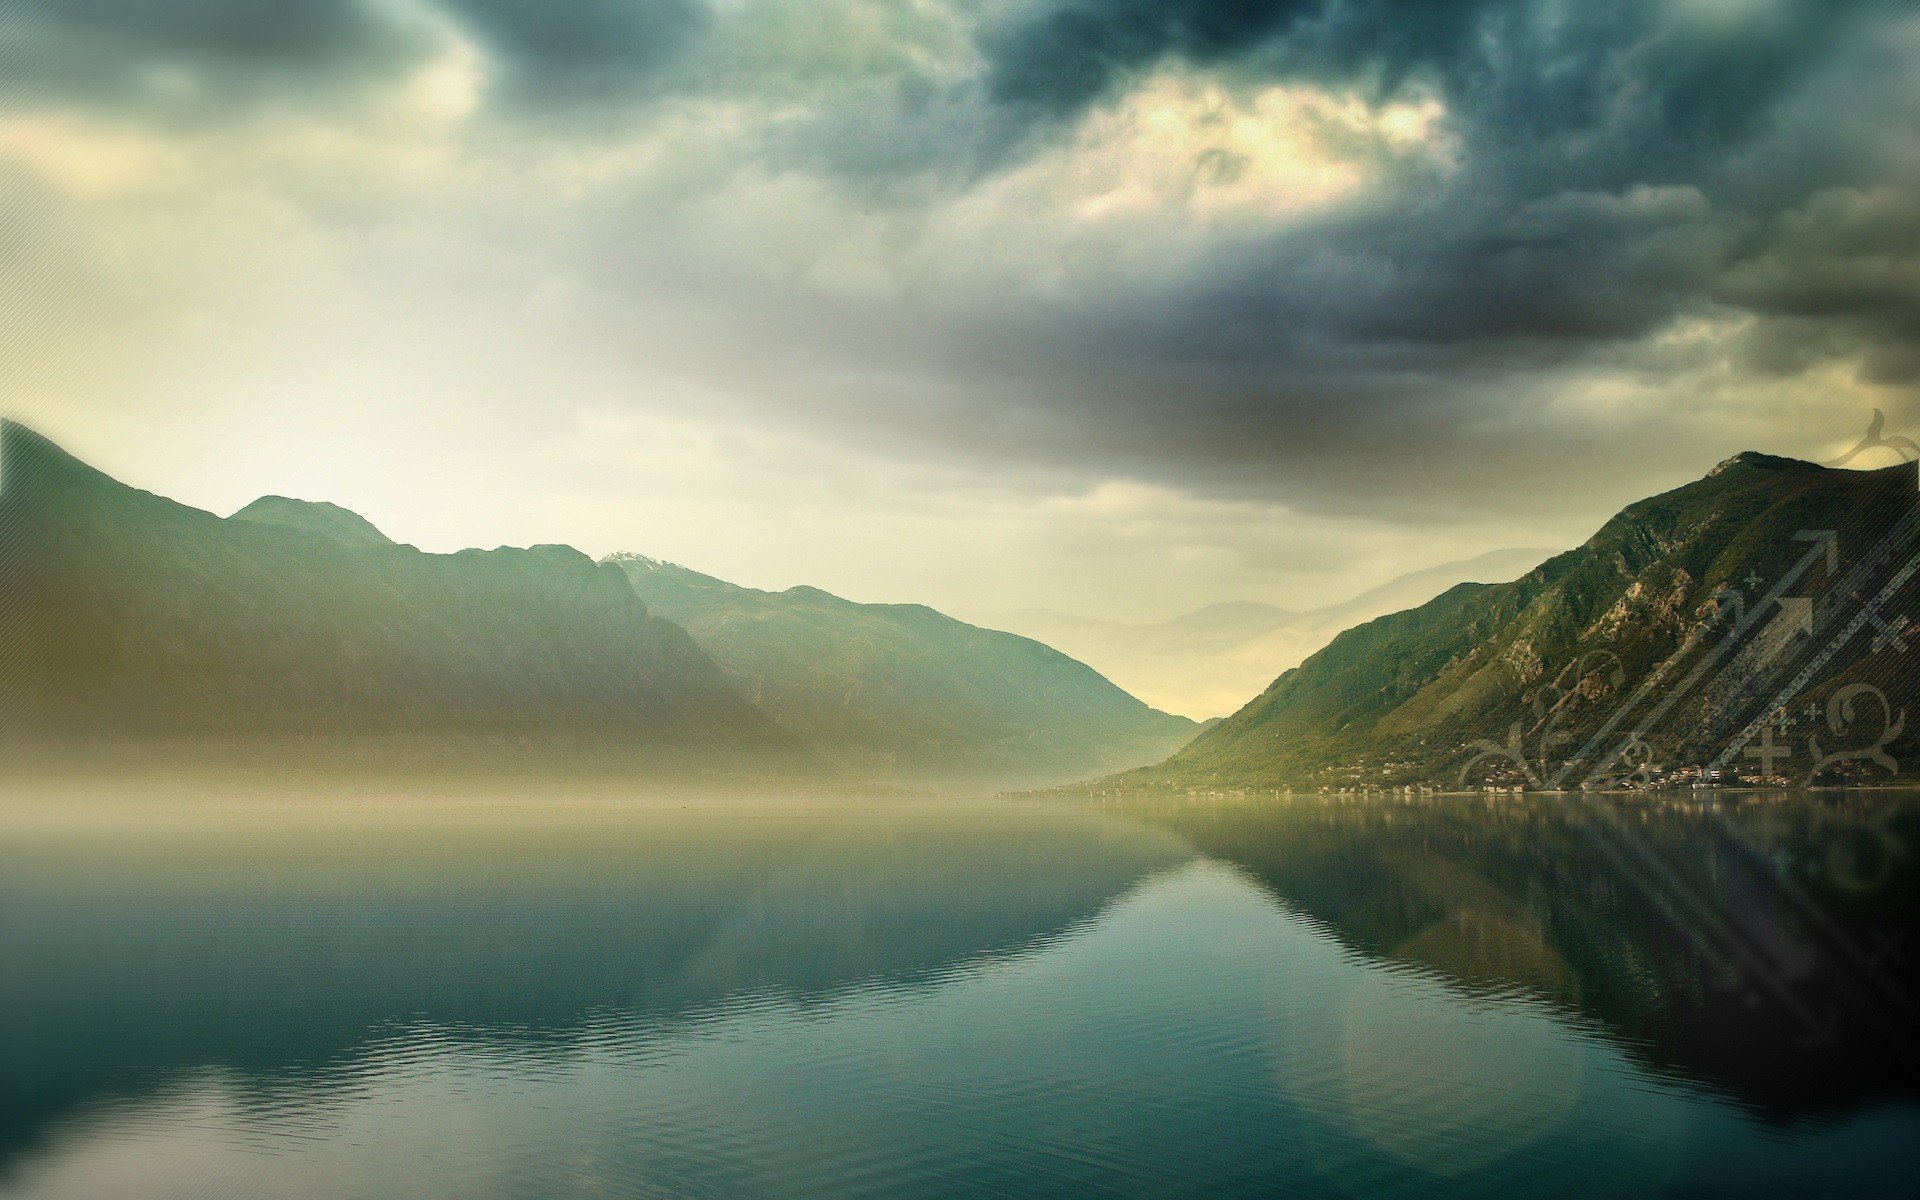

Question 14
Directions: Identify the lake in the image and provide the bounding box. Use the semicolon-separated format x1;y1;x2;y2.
2;785;1916;1198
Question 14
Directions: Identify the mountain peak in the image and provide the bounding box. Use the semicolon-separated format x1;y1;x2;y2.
604;551;665;569
781;584;845;605
527;543;592;567
1707;450;1818;476
230;495;393;548
4;433;786;758
1115;441;1920;790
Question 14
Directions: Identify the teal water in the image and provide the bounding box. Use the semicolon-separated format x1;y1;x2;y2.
1;790;1916;1198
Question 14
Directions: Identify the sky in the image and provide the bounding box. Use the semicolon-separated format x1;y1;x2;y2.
4;0;1918;624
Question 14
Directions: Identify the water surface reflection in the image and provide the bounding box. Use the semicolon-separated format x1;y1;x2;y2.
1;788;1915;1198
1127;789;1920;1120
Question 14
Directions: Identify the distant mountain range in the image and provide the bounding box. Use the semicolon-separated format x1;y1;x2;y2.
0;421;787;767
1104;452;1920;790
976;547;1552;719
20;417;1906;793
608;555;1197;784
0;421;1193;784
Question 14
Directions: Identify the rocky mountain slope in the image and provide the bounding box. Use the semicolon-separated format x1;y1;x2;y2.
1103;452;1920;790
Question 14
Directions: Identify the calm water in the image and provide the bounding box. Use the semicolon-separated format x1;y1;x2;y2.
2;787;1917;1198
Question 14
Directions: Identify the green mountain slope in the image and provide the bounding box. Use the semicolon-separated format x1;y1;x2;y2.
608;555;1198;784
0;423;788;764
975;546;1551;719
1108;452;1920;790
229;495;395;548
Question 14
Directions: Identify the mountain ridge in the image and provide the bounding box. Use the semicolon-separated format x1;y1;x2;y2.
1093;451;1920;790
0;421;791;767
607;552;1199;786
0;423;1196;785
974;546;1553;718
230;495;395;548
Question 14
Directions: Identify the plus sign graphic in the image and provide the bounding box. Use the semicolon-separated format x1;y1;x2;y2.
1744;725;1792;776
1868;610;1909;653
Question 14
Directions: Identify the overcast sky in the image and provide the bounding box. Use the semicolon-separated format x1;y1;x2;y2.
5;0;1917;621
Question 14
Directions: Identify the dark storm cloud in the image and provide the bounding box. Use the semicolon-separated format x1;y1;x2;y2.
843;0;1920;512
1718;185;1920;382
1114;183;1744;357
969;0;1881;348
0;0;437;119
8;0;1916;531
0;0;714;120
980;0;1851;157
439;0;713;107
982;0;1484;116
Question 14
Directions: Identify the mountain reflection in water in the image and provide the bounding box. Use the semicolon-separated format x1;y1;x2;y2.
1;787;1916;1199
0;797;1190;1165
1126;789;1920;1121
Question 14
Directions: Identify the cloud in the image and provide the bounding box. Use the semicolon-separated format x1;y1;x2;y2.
4;0;1918;625
437;0;713;108
980;0;1486;117
0;0;440;122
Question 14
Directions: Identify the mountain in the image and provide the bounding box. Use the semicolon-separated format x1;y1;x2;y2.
1305;547;1557;630
229;494;394;548
608;555;1198;785
1102;452;1920;790
1162;601;1297;635
0;422;788;766
976;547;1550;719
